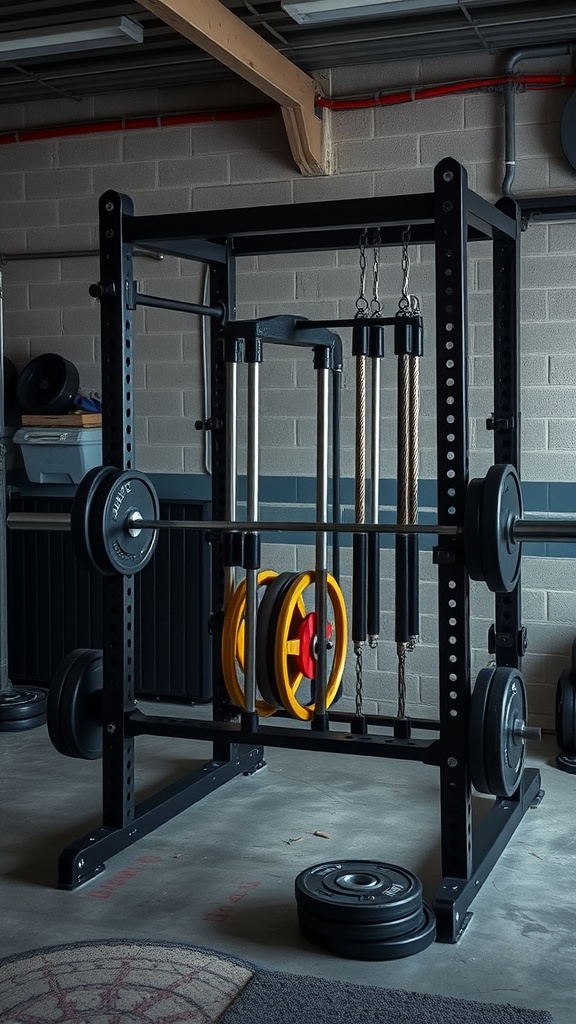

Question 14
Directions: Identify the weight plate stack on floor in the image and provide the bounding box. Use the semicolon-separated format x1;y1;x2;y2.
0;686;47;732
295;860;436;960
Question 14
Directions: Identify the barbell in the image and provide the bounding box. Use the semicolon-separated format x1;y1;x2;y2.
6;463;576;593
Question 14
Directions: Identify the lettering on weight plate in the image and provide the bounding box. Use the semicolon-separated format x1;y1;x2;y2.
384;883;405;897
203;880;261;922
112;483;131;521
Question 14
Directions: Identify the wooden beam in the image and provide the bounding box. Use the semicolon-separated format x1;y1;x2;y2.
137;0;330;175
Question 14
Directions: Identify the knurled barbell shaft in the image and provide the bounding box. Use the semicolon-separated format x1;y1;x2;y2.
6;510;576;543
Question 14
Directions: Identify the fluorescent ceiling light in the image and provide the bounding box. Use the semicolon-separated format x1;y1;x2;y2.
282;0;458;25
0;17;143;62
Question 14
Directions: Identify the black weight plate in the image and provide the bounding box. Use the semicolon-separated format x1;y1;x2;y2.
463;477;486;583
556;754;576;774
468;666;495;795
555;669;576;753
561;89;576;173
48;650;82;757
0;709;47;732
297;904;426;943
299;904;436;961
98;470;160;575
484;666;527;798
17;353;79;415
71;465;116;574
256;572;300;707
481;464;522;593
48;648;103;759
571;637;576;675
0;686;47;721
295;861;423;923
60;651;103;760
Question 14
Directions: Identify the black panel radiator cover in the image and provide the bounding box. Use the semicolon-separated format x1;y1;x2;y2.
6;493;212;702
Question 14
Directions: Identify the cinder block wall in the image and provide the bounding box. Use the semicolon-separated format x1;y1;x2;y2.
1;52;576;730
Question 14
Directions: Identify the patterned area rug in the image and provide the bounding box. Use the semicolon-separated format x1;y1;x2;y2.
0;940;554;1024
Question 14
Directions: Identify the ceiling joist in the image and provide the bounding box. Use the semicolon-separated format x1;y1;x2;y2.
136;0;330;175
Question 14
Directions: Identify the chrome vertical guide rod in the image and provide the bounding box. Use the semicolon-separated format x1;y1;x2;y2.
369;354;381;646
371;359;381;528
224;360;238;608
314;365;330;719
244;360;260;715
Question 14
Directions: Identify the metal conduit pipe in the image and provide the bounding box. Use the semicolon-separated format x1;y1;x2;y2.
503;45;571;198
0;249;162;264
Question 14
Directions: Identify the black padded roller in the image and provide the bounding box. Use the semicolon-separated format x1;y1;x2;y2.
367;532;380;638
352;532;368;643
395;534;410;645
407;534;419;639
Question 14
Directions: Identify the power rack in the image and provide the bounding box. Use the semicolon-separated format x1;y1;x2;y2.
56;158;541;943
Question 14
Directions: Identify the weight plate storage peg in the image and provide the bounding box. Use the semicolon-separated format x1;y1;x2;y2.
0;686;47;732
47;648;103;759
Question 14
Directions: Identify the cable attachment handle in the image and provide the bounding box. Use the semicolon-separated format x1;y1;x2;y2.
355;229;370;318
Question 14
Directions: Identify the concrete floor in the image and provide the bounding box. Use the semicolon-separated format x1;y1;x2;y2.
1;705;575;1024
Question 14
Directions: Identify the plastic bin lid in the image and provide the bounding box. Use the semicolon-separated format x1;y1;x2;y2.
13;427;102;445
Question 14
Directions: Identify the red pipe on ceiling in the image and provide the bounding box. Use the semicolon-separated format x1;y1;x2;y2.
0;74;574;145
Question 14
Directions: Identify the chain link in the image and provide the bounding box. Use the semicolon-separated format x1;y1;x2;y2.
354;641;364;717
396;643;407;719
369;228;382;317
397;227;421;316
355;230;369;317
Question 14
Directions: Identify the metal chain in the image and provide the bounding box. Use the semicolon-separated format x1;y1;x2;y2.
369;228;382;317
354;641;364;717
397;226;422;316
408;353;420;651
397;644;407;719
355;230;369;317
397;227;411;314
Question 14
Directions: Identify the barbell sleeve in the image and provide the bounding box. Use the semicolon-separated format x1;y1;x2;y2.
7;511;576;543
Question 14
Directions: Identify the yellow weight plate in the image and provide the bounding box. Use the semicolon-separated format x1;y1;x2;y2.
274;571;347;721
222;570;279;717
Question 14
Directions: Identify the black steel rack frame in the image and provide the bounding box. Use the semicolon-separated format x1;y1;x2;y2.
57;157;541;944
